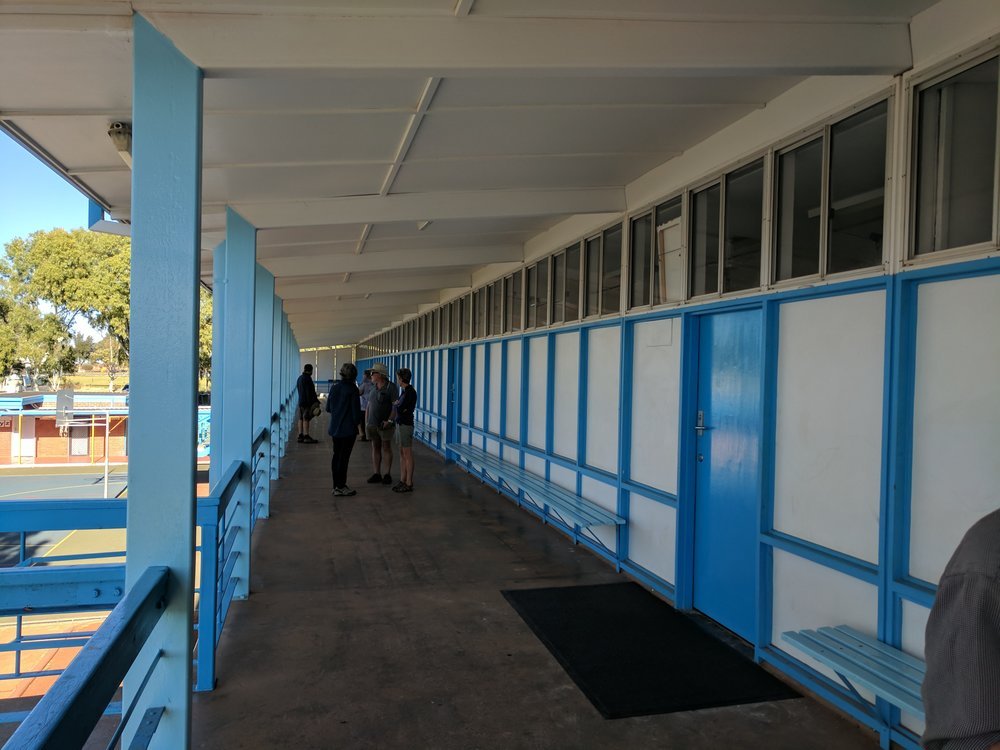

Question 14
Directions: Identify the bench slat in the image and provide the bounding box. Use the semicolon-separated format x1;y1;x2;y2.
831;626;927;674
820;627;926;684
782;630;925;717
448;444;624;528
807;629;923;700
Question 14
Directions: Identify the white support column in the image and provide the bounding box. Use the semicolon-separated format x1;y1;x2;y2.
220;208;256;601
126;14;202;748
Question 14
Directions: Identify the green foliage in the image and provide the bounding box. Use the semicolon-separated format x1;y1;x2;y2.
199;285;213;379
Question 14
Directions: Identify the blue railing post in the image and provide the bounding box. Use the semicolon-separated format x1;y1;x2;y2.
127;13;203;747
254;266;275;519
221;208;257;601
194;503;219;692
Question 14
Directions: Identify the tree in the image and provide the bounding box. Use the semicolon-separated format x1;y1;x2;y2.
199;286;213;385
2;229;131;354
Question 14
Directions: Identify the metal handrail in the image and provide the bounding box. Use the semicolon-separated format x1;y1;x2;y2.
3;566;169;750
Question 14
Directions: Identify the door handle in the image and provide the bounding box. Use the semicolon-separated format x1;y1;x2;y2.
694;425;712;434
695;410;712;434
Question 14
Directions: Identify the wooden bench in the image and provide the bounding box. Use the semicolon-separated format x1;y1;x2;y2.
447;443;625;540
782;625;925;718
412;423;440;443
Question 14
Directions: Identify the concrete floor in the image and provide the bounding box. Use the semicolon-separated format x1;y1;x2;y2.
191;434;879;750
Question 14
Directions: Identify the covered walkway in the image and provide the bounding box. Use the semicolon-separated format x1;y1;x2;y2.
190;436;873;750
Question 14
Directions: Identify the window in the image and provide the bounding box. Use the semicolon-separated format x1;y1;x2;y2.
491;280;502;336
630;213;653;307
565;245;580;321
601;225;622;315
774;100;887;281
654;198;683;304
584;235;601;316
441;304;451;345
474;289;487;338
504;271;523;333
723;160;764;292
690;184;721;296
775;137;823;281
432;308;441;347
536;258;549;326
526;265;538;328
913;56;998;255
828;102;887;273
551;252;566;324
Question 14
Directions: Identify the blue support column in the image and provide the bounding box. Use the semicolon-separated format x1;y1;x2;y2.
272;298;283;471
126;14;202;747
220;208;256;601
253;266;275;518
209;242;226;486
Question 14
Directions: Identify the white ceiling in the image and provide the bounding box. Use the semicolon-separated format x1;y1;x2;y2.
0;0;938;347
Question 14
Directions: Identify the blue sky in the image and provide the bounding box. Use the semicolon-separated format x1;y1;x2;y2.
0;129;88;249
1;129;101;337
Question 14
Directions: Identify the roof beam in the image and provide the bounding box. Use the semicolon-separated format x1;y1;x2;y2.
146;14;913;76
283;292;438;314
259;244;521;277
227;188;626;228
275;272;471;298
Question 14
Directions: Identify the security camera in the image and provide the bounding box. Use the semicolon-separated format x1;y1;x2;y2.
108;121;133;168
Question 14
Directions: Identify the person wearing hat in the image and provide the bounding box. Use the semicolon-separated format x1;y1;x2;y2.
296;363;320;444
326;362;362;496
365;362;398;485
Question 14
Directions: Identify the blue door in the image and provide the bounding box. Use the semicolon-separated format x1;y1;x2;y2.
692;309;763;641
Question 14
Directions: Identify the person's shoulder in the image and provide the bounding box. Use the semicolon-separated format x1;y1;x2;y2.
943;509;1000;579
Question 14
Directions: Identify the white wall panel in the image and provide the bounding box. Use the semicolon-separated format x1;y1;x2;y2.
585;326;620;474
630;318;680;493
505;340;522;440
910;274;1000;584
473;344;486;429
553;332;580;460
627;494;676;584
527;336;548;450
900;600;930;735
773;291;885;564
582;476;618;553
524;453;545;477
488;342;502;435
461;346;471;425
485;437;500;457
772;549;878;698
548;463;576;493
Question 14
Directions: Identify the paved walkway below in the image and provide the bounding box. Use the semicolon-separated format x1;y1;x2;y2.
191;433;878;749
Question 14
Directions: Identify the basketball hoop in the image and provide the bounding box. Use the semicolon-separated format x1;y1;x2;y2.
55;388;74;429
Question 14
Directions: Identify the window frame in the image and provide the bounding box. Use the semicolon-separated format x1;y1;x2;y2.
903;46;1000;265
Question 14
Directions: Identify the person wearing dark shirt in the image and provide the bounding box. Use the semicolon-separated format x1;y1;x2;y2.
296;363;319;444
922;508;1000;750
326;362;362;496
390;367;418;493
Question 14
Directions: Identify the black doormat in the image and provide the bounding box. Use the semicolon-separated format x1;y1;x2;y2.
502;582;798;719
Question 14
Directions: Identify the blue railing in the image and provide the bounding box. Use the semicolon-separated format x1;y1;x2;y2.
3;565;169;749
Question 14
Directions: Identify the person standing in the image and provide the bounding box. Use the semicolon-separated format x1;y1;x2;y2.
357;370;374;442
326;362;362;496
365;362;398;485
391;368;418;493
922;508;1000;750
296;363;320;444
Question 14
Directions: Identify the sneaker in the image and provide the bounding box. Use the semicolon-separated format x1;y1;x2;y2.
367;473;382;484
340;486;357;497
332;487;344;496
398;483;413;493
391;481;406;491
302;436;319;444
297;434;305;443
381;473;393;485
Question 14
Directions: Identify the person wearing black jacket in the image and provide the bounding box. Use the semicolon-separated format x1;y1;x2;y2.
296;363;320;443
326;362;362;496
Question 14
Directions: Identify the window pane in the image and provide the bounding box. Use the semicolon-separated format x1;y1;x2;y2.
537;259;549;326
552;253;566;323
690;184;721;296
630;213;653;308
585;237;601;316
442;304;451;344
479;289;488;338
654;198;683;304
601;225;622;314
491;281;502;336
565;246;580;321
724;159;764;293
526;266;537;328
511;270;522;330
775;138;822;281
915;58;999;254
828;100;888;273
504;276;514;333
